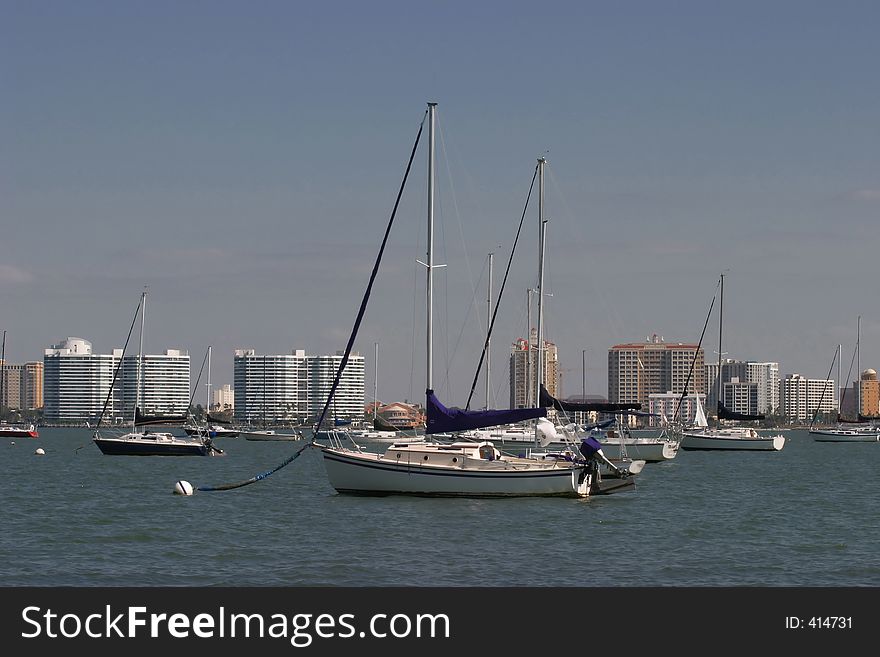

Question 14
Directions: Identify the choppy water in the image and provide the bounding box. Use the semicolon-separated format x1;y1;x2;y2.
2;428;878;586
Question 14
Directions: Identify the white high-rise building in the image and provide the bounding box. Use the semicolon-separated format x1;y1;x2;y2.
746;362;780;414
43;338;190;423
44;338;118;423
705;360;780;415
309;351;365;421
122;349;191;416
233;349;366;424
779;374;837;421
212;384;234;412
233;349;310;424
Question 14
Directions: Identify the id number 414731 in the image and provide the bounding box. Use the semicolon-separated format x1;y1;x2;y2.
785;617;852;629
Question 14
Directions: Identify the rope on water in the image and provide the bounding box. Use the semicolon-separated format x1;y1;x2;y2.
197;440;314;492
195;110;427;492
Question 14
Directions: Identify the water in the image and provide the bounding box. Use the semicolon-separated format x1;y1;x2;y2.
2;428;878;586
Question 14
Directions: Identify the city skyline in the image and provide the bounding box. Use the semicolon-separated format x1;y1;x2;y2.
5;2;880;406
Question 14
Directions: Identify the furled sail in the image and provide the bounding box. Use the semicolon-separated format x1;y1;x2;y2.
693;396;708;427
717;402;765;422
425;389;546;434
135;408;187;426
539;385;641;413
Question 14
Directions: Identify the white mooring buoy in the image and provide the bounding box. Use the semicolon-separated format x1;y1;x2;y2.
34;447;46;455
173;480;194;496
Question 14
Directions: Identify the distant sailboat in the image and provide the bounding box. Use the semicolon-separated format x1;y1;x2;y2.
93;290;222;456
679;274;785;451
810;318;880;442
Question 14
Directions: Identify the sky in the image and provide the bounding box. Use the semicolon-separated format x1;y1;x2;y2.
3;0;880;407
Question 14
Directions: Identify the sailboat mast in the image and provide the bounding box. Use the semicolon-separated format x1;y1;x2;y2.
486;251;493;409
857;315;861;417
426;102;436;392
716;273;724;426
0;330;5;414
206;345;212;413
838;343;842;417
136;289;146;431
526;287;533;407
535;157;547;413
373;342;379;420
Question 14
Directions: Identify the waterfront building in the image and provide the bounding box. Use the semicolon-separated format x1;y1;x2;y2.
509;329;558;409
859;369;880;417
43;338;119;423
43;337;189;423
233;349;310;424
308;351;365;422
0;360;43;411
779;374;836;422
376;401;423;429
723;377;759;416
212;384;234;412
706;360;779;414
122;349;191;416
233;349;365;424
608;335;704;409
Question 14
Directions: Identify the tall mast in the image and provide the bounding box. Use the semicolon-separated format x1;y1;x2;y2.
373;342;379;420
426;102;437;392
206;345;212;414
526;287;534;406
716;273;724;426
838;343;842;416
136;288;146;431
857;315;861;417
582;349;586;400
535;157;547;414
0;330;5;415
485;252;493;409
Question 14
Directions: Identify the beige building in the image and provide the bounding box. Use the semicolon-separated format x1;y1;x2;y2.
608;334;704;409
859;369;879;418
0;360;43;411
509;329;558;409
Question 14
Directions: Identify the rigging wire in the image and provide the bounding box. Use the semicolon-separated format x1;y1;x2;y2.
75;296;142;453
672;276;721;425
464;162;539;410
197;110;428;492
810;346;839;430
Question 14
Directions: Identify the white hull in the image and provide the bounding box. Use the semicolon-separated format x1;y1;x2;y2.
241;430;302;441
597;438;679;462
347;430;419;443
680;430;785;451
809;429;879;442
319;445;592;497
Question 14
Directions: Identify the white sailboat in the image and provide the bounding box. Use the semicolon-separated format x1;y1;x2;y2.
810;320;880;442
93;290;222;456
679;274;785;451
184;346;240;439
317;104;632;497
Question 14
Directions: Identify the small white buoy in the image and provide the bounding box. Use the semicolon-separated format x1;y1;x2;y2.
34;447;46;455
10;441;15;446
173;480;194;496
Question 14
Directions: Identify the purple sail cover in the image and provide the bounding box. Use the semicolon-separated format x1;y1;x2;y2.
425;389;546;434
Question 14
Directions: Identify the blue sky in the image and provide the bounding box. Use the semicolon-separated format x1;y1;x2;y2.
3;1;880;405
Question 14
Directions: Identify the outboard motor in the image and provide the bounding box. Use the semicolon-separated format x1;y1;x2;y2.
579;436;627;478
